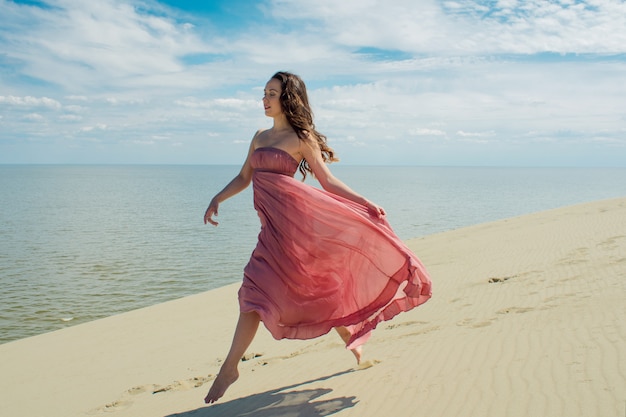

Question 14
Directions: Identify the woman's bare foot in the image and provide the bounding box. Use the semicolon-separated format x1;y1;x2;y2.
335;326;362;364
204;368;239;404
204;312;260;404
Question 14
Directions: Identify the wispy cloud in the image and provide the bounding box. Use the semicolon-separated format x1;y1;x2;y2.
270;0;626;54
0;0;625;166
409;128;447;137
1;0;212;92
0;95;62;109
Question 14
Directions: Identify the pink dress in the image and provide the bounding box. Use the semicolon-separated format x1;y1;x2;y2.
239;147;432;349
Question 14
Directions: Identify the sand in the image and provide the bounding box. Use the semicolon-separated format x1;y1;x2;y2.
1;197;624;417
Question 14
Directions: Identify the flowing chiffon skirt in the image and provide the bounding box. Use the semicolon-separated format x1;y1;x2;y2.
239;147;432;349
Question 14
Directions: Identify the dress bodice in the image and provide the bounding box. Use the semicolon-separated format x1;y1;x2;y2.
250;147;299;177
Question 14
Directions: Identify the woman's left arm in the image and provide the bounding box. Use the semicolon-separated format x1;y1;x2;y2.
300;140;386;218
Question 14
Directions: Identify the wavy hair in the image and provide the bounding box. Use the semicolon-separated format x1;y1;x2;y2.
271;71;338;179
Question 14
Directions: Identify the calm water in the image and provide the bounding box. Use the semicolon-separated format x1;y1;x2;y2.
1;165;625;344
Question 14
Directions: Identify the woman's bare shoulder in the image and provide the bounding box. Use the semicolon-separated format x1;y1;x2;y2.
298;131;320;150
251;129;269;147
253;128;269;139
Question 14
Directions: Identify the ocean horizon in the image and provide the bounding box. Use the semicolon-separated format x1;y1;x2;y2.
1;164;625;344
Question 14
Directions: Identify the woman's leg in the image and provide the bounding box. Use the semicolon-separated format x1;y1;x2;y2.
204;311;260;404
335;326;362;364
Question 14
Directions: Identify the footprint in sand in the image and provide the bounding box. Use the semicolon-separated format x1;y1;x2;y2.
470;321;492;328
496;306;534;315
90;376;213;414
597;235;625;251
152;376;212;394
488;276;516;283
88;398;133;414
401;325;442;337
356;359;381;370
241;352;264;362
456;318;493;328
244;351;283;367
238;348;308;370
557;247;590;265
488;271;546;286
456;318;475;327
459;306;536;329
385;320;428;330
126;385;155;395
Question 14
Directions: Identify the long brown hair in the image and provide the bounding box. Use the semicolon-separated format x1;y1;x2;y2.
271;71;338;179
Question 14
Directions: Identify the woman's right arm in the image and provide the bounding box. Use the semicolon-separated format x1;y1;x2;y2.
204;133;259;226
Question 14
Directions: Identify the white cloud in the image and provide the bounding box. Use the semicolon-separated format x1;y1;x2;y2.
409;128;447;136
174;97;259;110
1;0;625;166
63;105;85;114
457;131;496;137
80;123;107;132
0;95;62;109
133;140;155;145
0;0;214;92
214;98;259;109
271;0;626;54
22;113;44;121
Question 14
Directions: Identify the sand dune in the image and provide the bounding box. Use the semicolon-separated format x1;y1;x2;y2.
1;197;624;417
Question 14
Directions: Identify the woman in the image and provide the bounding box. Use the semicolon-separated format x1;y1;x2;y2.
203;71;432;404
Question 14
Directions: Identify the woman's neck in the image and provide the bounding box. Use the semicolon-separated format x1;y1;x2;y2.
272;115;291;132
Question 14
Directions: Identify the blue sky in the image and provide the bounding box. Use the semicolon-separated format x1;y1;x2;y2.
1;0;625;166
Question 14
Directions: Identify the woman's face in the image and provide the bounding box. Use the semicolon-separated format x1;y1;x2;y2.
263;78;282;117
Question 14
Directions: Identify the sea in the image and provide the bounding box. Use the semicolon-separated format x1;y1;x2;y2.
1;164;625;344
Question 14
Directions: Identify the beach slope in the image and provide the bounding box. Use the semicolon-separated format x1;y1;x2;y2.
1;197;624;417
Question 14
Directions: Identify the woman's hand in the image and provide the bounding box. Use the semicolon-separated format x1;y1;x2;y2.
365;200;386;218
204;198;220;226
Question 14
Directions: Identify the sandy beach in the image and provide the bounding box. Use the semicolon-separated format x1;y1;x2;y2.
1;197;624;417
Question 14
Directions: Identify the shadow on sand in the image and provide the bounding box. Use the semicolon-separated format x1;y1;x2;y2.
165;369;358;417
